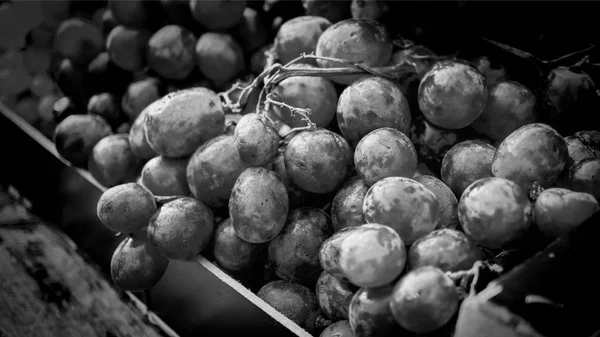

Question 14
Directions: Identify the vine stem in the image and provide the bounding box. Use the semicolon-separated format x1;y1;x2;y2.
481;37;596;77
219;52;422;132
446;260;503;297
265;93;316;130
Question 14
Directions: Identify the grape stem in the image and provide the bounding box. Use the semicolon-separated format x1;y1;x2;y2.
481;37;595;76
265;93;316;130
225;52;418;119
446;260;503;297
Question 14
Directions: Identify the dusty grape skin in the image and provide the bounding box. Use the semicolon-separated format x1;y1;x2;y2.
354;127;418;186
363;177;440;245
270;65;338;128
331;176;368;232
441;140;496;199
338;224;407;288
187;134;251;208
54;18;104;64
195;32;245;84
534;188;600;239
140;156;190;197
87;93;123;127
409;114;460;173
320;320;354;337
458;177;533;250
106;25;151;72
121;78;162;122
319;227;361;281
413;175;459;230
418;60;488;130
471;81;537;143
234;113;280;166
568;158;600;202
189;0;247;31
147;197;214;260
257;280;320;330
274;15;331;65
539;67;598;136
408;229;483;272
389;266;460;334
97;183;157;234
145;87;225;158
564;131;600;167
110;236;169;292
147;25;197;81
53;114;113;167
337;76;411;147
491;123;568;193
229;167;289;244
129;103;159;161
213;218;262;272
348;285;402;337
268;208;331;282
88;134;141;187
315;19;392;85
284;129;353;194
316;271;358;321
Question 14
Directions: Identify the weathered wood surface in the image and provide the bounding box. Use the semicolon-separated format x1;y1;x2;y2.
0;184;176;337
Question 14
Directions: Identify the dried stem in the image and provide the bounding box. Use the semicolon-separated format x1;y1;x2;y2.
265;93;316;130
481;37;544;76
547;44;595;67
222;52;419;127
445;260;493;297
482;37;596;76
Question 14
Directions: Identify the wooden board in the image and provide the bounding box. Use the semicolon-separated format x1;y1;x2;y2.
0;185;177;337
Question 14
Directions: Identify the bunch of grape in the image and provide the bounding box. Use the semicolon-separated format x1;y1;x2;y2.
2;1;600;337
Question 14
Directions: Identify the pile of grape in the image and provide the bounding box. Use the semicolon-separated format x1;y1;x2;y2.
2;1;600;337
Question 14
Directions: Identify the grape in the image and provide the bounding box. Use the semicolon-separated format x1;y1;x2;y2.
145;87;225;158
229;167;289;243
284;129;353;194
363;177;439;245
458;177;533;249
189;0;247;31
147;25;197;81
354;127;418;186
106;26;152;72
389;266;460;334
110;235;169;292
88;134;142;187
53;114;113;167
148;197;214;260
441;140;496;199
195;32;245;85
97;183;157;234
140;156;191;197
492;123;568;193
